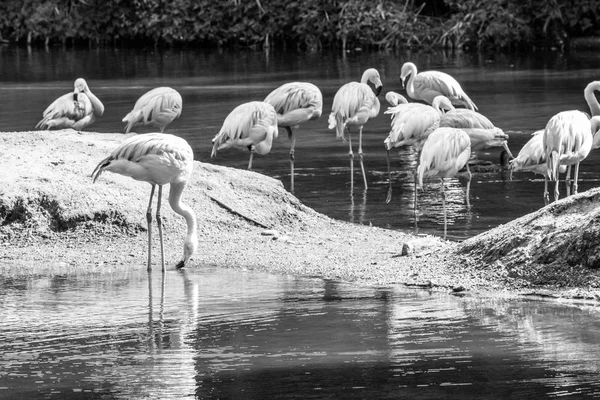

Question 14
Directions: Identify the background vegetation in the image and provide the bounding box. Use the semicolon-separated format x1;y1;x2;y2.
0;0;598;51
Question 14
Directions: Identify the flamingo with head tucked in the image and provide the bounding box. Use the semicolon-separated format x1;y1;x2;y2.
122;87;182;133
417;127;472;239
328;68;383;192
211;101;279;170
91;133;197;273
264;82;323;191
510;130;567;179
400;62;477;110
36;78;104;131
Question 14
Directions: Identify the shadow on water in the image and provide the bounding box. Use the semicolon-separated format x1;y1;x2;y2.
1;268;600;398
3;46;600;240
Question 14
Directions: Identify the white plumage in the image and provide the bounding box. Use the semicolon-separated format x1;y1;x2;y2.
92;133;197;272
36;78;105;131
400;62;477;111
543;110;593;202
122;87;182;133
417;127;471;238
328;68;383;191
264;82;322;190
211;101;279;170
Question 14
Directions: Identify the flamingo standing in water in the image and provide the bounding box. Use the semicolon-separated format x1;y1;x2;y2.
383;92;454;203
91;133;197;272
328;68;383;192
36;78;105;131
543;111;600;203
512;81;600;203
417;127;472;239
400;62;477;110
211;101;279;170
122;87;182;133
510;130;567;180
263;82;323;191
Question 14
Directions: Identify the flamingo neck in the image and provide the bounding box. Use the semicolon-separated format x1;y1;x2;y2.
169;181;198;264
405;64;417;100
584;81;600;117
85;89;105;117
591;116;600;149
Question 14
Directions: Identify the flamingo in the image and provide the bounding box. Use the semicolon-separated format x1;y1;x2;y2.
91;133;197;272
400;62;477;111
510;130;568;198
328;68;383;192
383;93;454;203
417;127;472;239
211;101;279;170
511;81;600;203
36;78;105;131
544;111;600;203
122;87;182;133
263;82;323;191
432;96;514;157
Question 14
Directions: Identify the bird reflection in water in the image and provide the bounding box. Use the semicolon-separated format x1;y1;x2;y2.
349;189;368;225
147;271;166;352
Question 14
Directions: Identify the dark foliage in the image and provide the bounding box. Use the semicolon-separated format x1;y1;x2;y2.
0;0;598;50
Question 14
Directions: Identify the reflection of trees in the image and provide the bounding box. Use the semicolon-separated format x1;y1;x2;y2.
192;278;393;399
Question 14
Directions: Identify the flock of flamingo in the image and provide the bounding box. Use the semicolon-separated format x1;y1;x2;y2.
34;63;600;271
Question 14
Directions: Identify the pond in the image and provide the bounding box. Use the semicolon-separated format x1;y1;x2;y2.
2;267;600;399
2;46;600;399
2;46;600;239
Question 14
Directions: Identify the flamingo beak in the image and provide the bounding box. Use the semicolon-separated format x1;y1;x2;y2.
375;84;383;96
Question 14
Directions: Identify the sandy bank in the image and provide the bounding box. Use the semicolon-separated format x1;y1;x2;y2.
1;130;599;301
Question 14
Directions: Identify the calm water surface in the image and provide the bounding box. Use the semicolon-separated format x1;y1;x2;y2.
2;46;600;239
2;267;600;399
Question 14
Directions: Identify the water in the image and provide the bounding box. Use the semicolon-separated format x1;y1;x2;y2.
2;46;600;239
1;268;600;399
3;47;600;398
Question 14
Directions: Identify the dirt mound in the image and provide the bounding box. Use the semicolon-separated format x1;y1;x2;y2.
457;189;600;288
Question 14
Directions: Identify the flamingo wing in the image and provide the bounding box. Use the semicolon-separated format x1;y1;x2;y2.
36;92;92;129
441;109;495;129
92;133;193;185
211;102;278;156
384;103;439;149
417;127;471;186
415;71;477;110
123;87;182;133
264;82;323;127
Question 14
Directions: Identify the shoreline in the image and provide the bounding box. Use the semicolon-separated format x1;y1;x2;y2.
1;129;600;301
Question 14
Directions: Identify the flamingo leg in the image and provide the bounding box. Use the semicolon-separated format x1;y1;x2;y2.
385;148;393;204
554;173;560;202
248;150;255;170
289;129;296;193
572;163;580;195
465;163;472;208
358;126;368;189
146;184;156;271
441;178;447;240
544;176;549;205
414;149;421;214
348;129;354;193
565;165;572;196
156;185;165;273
